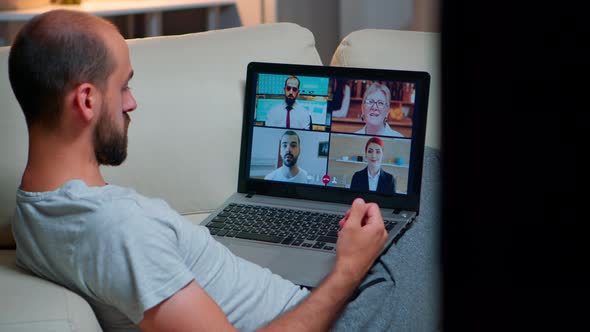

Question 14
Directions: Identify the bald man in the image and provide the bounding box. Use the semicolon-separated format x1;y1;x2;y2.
264;75;312;129
9;10;394;332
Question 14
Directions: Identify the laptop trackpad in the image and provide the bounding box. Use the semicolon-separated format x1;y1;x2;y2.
226;239;335;288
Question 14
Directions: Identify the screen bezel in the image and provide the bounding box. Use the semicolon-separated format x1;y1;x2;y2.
238;62;430;212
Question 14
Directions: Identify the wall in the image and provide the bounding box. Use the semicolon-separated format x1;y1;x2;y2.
1;0;440;56
272;0;339;65
259;0;440;65
339;0;413;40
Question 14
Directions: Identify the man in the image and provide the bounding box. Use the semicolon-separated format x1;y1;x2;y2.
9;10;394;331
264;75;312;129
264;130;309;183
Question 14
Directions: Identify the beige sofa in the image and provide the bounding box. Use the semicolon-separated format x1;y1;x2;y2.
0;23;440;331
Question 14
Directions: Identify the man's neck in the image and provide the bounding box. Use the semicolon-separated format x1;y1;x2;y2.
280;165;299;178
20;130;105;192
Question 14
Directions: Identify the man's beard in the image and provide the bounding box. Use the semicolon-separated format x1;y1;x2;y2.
282;153;297;167
93;106;130;166
285;95;296;107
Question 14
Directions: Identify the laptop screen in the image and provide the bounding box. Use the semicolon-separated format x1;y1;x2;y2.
238;62;430;211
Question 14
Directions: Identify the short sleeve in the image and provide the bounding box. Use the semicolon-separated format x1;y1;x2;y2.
89;206;195;324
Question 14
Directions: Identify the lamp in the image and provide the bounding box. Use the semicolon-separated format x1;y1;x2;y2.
0;0;50;10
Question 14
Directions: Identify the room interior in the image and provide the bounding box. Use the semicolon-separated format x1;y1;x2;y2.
0;0;440;64
0;1;448;330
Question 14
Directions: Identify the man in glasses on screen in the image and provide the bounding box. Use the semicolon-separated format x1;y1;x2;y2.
265;75;312;129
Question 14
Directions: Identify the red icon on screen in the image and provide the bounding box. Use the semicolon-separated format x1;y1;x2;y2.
322;174;330;185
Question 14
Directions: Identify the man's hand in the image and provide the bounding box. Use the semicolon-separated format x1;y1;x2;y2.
334;198;388;283
258;198;388;332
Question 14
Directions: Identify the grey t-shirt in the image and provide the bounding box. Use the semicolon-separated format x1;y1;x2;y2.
13;180;309;331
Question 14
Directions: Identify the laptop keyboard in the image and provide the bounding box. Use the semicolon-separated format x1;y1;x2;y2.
204;203;398;252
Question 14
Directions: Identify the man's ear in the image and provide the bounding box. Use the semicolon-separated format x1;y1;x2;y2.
72;83;99;123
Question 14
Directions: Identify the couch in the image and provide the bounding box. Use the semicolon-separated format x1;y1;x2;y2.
0;22;440;331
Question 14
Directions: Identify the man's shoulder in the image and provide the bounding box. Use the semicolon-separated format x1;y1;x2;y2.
293;102;310;113
73;181;171;217
265;105;284;124
268;102;286;114
93;187;179;230
294;168;309;183
17;179;176;229
16;179;136;212
265;168;280;180
271;101;286;109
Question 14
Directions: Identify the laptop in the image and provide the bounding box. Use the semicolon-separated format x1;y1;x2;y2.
202;62;430;288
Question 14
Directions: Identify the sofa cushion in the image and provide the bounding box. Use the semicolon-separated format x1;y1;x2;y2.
0;251;102;331
330;29;440;150
385;146;441;330
0;22;322;247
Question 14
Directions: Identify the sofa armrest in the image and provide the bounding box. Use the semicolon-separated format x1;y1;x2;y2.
0;251;103;332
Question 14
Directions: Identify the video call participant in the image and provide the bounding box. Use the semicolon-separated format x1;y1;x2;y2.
265;130;310;183
350;137;396;194
330;79;352;118
355;82;404;137
264;75;312;129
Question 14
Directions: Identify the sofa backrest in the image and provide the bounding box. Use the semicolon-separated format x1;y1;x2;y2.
331;29;440;150
0;23;322;247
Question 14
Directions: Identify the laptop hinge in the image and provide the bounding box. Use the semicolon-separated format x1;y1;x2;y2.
246;192;255;198
392;209;401;215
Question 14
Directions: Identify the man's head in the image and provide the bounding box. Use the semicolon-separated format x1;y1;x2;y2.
283;76;300;107
8;10;137;166
280;130;301;168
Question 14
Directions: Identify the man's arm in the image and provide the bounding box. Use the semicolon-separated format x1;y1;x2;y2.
258;198;388;331
139;281;237;332
264;104;281;127
139;198;387;332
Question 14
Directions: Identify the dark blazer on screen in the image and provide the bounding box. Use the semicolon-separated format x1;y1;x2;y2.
350;167;396;194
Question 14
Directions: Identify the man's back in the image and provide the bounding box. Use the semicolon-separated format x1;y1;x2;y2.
13;180;308;331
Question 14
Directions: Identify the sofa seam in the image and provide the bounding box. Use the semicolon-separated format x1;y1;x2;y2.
0;319;73;325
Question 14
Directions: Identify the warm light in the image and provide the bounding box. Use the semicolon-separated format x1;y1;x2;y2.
0;0;50;10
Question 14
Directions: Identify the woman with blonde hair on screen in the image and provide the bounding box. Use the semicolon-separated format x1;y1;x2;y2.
355;83;403;137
